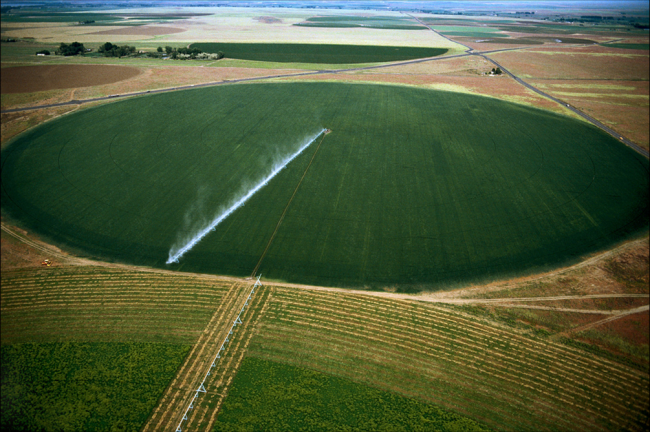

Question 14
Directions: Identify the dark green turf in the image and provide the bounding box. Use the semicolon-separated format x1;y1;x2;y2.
213;357;489;432
2;82;648;290
1;342;190;432
601;43;650;50
189;43;447;64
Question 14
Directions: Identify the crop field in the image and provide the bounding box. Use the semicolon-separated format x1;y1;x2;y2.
1;342;190;432
601;43;650;51
213;357;488;431
1;64;141;94
0;264;242;431
246;286;649;431
0;266;232;344
2;82;648;290
1;3;649;431
189;42;447;64
294;15;427;30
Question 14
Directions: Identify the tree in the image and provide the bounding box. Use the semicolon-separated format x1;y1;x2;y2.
165;46;173;55
55;42;85;56
98;42;114;54
36;49;50;55
157;46;163;53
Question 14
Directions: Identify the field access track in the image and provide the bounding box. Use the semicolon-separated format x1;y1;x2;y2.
248;287;650;432
142;281;266;432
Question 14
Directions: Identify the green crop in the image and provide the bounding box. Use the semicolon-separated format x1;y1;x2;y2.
2;83;648;290
189;43;446;64
214;356;489;432
1;342;190;432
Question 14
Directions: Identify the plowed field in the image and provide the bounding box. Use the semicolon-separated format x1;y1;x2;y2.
1;64;141;94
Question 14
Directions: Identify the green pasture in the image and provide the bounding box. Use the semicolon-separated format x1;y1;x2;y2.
295;15;426;30
433;26;509;38
189;43;447;64
2;82;648;290
1;342;189;432
601;42;650;50
214;356;489;432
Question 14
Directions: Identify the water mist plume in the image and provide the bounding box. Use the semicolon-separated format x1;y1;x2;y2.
166;128;326;264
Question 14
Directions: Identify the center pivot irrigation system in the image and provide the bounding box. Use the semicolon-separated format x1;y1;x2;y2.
175;275;262;432
167;128;328;265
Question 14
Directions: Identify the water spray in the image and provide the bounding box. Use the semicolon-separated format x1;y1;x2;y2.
166;128;327;264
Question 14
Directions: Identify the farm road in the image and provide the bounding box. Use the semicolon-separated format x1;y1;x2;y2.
554;304;650;338
406;13;650;159
4;32;645;159
2;222;647;333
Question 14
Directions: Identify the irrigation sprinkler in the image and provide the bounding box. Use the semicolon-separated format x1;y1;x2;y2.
166;127;326;264
173;275;262;432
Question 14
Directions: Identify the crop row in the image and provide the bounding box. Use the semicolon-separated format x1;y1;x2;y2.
271;302;643;416
143;281;253;432
184;286;272;432
1;267;232;345
280;289;646;386
247;287;649;432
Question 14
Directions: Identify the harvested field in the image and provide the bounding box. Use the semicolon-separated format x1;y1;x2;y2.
530;80;649;148
1;64;140;94
489;48;650;80
255;16;282;24
87;26;186;36
454;237;649;301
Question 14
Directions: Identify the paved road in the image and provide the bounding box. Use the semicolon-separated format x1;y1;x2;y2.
3;24;647;159
0;52;472;115
408;13;649;159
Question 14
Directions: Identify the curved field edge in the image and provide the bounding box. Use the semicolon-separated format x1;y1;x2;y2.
1;82;648;291
246;286;649;432
0;259;647;431
189;42;447;64
0;342;191;432
214;356;490;432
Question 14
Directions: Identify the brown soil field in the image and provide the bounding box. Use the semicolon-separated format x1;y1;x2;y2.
588;312;650;346
529;79;649;148
1;64;141;94
375;55;494;76
489;47;649;80
1;65;296;110
523;297;649;311
255;16;283;24
87;26;186;36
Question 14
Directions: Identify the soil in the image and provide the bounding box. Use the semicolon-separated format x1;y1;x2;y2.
489;48;650;80
1;64;141;94
255;16;283;24
87;26;186;36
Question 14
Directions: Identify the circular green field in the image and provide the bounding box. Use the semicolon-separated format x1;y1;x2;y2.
2;83;648;290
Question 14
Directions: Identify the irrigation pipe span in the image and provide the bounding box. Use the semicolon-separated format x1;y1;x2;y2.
166;129;327;264
175;275;261;432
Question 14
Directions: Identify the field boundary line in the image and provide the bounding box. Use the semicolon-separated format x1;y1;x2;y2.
554;305;650;339
173;276;262;432
265;307;646;411
142;281;244;432
251;132;328;277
